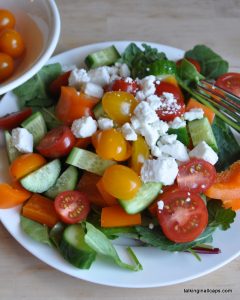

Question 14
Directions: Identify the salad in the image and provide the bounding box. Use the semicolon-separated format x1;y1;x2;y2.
0;42;239;272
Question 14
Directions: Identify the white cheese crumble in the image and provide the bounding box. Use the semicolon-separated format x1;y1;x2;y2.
146;94;162;110
97;117;114;130
71;116;97;138
140;157;178;185
134;102;159;124
140;75;156;97
118;63;131;78
184;108;204;121
88;67;110;86
160;140;189;162
11;128;33;153
121;102;131;116
160;134;177;144
81;82;104;99
170;117;186;129
157;200;164;210
189;141;218;165
121;123;137;141
148;223;154;230
68;68;90;89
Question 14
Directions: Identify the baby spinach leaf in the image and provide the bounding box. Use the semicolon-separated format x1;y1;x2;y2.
49;222;66;249
176;58;204;84
20;216;52;246
84;222;142;271
185;45;228;79
39;106;62;130
120;43;142;68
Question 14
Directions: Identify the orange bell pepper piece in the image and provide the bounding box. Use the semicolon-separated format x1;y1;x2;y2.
101;205;141;228
186;98;215;124
0;183;31;209
22;194;59;227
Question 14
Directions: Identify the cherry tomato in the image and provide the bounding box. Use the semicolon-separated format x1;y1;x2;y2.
36;126;76;158
102;91;138;125
157;190;208;243
102;165;141;200
0;9;16;31
0;29;25;58
0;107;32;130
0;52;14;82
177;158;217;193
54;190;90;224
155;81;185;121
95;128;131;161
106;78;139;95
49;71;71;97
56;86;99;125
215;73;240;98
176;58;201;73
130;135;149;174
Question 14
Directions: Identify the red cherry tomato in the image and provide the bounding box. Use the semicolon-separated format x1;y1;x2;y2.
176;58;201;73
0;108;32;130
36;126;76;158
215;72;240;98
106;78;139;95
49;71;71;97
157;190;208;243
177;158;217;193
54;190;90;224
0;52;14;82
0;9;16;31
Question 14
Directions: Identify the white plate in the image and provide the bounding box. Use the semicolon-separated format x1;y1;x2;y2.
0;41;240;288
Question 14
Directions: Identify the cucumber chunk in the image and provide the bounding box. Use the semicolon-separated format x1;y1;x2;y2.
93;102;107;119
188;117;218;152
118;182;162;214
45;166;78;199
21;112;47;145
4;130;21;162
85;45;121;69
66;147;116;176
20;159;61;193
168;126;190;146
60;224;96;269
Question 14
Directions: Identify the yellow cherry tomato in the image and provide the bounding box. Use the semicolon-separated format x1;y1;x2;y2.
102;91;138;125
130;135;150;174
102;165;141;200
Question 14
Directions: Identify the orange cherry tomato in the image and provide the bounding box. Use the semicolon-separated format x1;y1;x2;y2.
0;183;31;209
102;165;141;200
9;153;47;180
130;135;150;174
0;9;16;31
0;29;25;58
0;52;14;82
95;128;131;161
56;86;99;125
102;91;138;125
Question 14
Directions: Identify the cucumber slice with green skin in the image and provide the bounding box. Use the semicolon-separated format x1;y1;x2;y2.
66;147;116;176
4;130;21;162
45;166;78;199
118;182;162;214
168;126;190;147
20;159;61;193
188;117;218;152
85;46;121;69
21;112;47;145
93;102;108;119
60;224;96;269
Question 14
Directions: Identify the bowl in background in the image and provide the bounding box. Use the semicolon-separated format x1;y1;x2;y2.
0;0;60;95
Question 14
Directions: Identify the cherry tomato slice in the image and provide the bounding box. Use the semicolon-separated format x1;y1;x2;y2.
155;81;185;121
36;125;76;158
0;52;14;82
106;78;139;95
54;190;90;224
177;158;217;193
176;58;201;73
157;190;208;243
0;9;16;31
0;108;32;130
0;29;25;58
215;72;240;98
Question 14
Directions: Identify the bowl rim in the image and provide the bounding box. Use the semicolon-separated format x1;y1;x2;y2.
0;0;61;96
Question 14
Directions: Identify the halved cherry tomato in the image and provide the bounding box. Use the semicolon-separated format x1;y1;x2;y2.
0;29;25;58
54;190;90;224
10;153;46;180
215;73;240;98
157;190;208;243
0;9;16;31
56;86;99;125
49;71;71;97
0;52;14;82
102;165;141;200
177;158;216;193
0;107;32;130
106;78;139;95
102;91;138;125
176;58;201;73
36;125;76;158
155;81;185;121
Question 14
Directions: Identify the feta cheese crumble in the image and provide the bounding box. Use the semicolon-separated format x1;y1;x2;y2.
97;117;114;130
160;134;177;144
134;102;159;124
81;82;104;99
184;108;204;121
160;140;189;162
121;123;137;141
157;200;164;210
189;141;218;165
170;117;186;129
71;116;97;138
11;128;33;153
88;67;110;86
68;68;90;89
